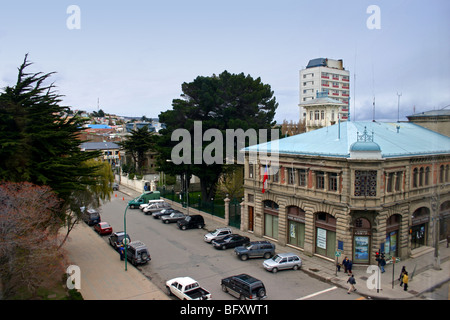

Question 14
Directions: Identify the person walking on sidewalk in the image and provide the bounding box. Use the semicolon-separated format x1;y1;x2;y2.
399;266;406;287
402;272;409;291
119;244;125;261
347;274;357;294
342;257;349;274
347;259;353;275
379;256;386;273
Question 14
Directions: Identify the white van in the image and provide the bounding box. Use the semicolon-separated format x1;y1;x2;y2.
139;199;165;211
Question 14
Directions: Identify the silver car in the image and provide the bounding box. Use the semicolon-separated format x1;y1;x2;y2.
263;253;302;273
204;227;232;243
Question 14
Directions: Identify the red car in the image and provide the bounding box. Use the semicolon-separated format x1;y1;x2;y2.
94;222;113;235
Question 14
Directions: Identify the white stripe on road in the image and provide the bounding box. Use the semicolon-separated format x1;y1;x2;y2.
296;286;338;300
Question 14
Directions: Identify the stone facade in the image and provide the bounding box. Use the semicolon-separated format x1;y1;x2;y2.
241;151;450;266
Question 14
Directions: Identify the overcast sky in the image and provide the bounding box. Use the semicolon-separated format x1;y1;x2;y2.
1;0;449;123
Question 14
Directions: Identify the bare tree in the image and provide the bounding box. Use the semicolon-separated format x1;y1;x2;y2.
0;182;67;299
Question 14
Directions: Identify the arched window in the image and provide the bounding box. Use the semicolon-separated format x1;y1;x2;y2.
413;168;418;188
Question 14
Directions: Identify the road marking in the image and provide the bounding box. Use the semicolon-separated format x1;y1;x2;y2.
296;286;338;300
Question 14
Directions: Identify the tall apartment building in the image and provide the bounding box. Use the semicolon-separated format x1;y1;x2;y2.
299;58;350;121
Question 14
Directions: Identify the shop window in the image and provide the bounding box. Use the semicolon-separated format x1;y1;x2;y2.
315;212;336;259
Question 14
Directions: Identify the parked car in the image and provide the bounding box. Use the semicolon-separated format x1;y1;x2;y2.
177;214;205;230
204;227;232;243
161;211;186;224
109;231;131;250
166;277;211;300
234;241;275;261
112;182;119;191
221;274;266;300
140;199;168;211
152;208;177;219
263;253;302;273
143;202;171;215
212;234;250;250
126;241;151;266
82;208;101;226
128;191;160;209
94;222;113;235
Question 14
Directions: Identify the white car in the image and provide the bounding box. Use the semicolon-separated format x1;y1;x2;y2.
166;277;211;300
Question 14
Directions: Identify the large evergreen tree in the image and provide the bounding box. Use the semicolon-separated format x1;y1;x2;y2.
156;70;278;202
0;55;104;221
118;125;155;176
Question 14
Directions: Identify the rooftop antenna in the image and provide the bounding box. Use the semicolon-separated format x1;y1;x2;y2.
372;97;376;122
397;92;402;122
353;48;357;122
372;61;376;122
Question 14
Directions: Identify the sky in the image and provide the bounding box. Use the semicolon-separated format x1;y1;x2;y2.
0;0;449;123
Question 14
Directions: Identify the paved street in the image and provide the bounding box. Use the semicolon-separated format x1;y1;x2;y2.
98;190;356;300
64;184;450;302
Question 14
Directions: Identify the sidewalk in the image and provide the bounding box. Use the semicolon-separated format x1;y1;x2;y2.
299;244;450;300
64;222;169;300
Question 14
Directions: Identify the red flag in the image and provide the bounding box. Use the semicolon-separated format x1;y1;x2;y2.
262;164;268;193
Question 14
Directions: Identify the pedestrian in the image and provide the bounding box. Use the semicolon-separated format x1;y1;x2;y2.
379;256;386;273
119;244;125;261
399;266;406;287
347;259;353;275
402;272;409;291
336;260;341;272
347;274;357;294
342;257;349;274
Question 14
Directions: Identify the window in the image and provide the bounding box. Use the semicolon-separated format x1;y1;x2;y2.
395;172;402;191
354;170;377;196
315;110;320;120
386;172;395;193
320;110;325;120
413;168;418;188
298;169;307;187
248;164;254;178
328;173;338;192
316;171;325;189
440;165;445;183
419;167;424;186
271;166;279;183
425;167;430;186
287;168;295;184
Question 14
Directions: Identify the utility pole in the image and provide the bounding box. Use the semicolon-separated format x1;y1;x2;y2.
397;92;402;122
